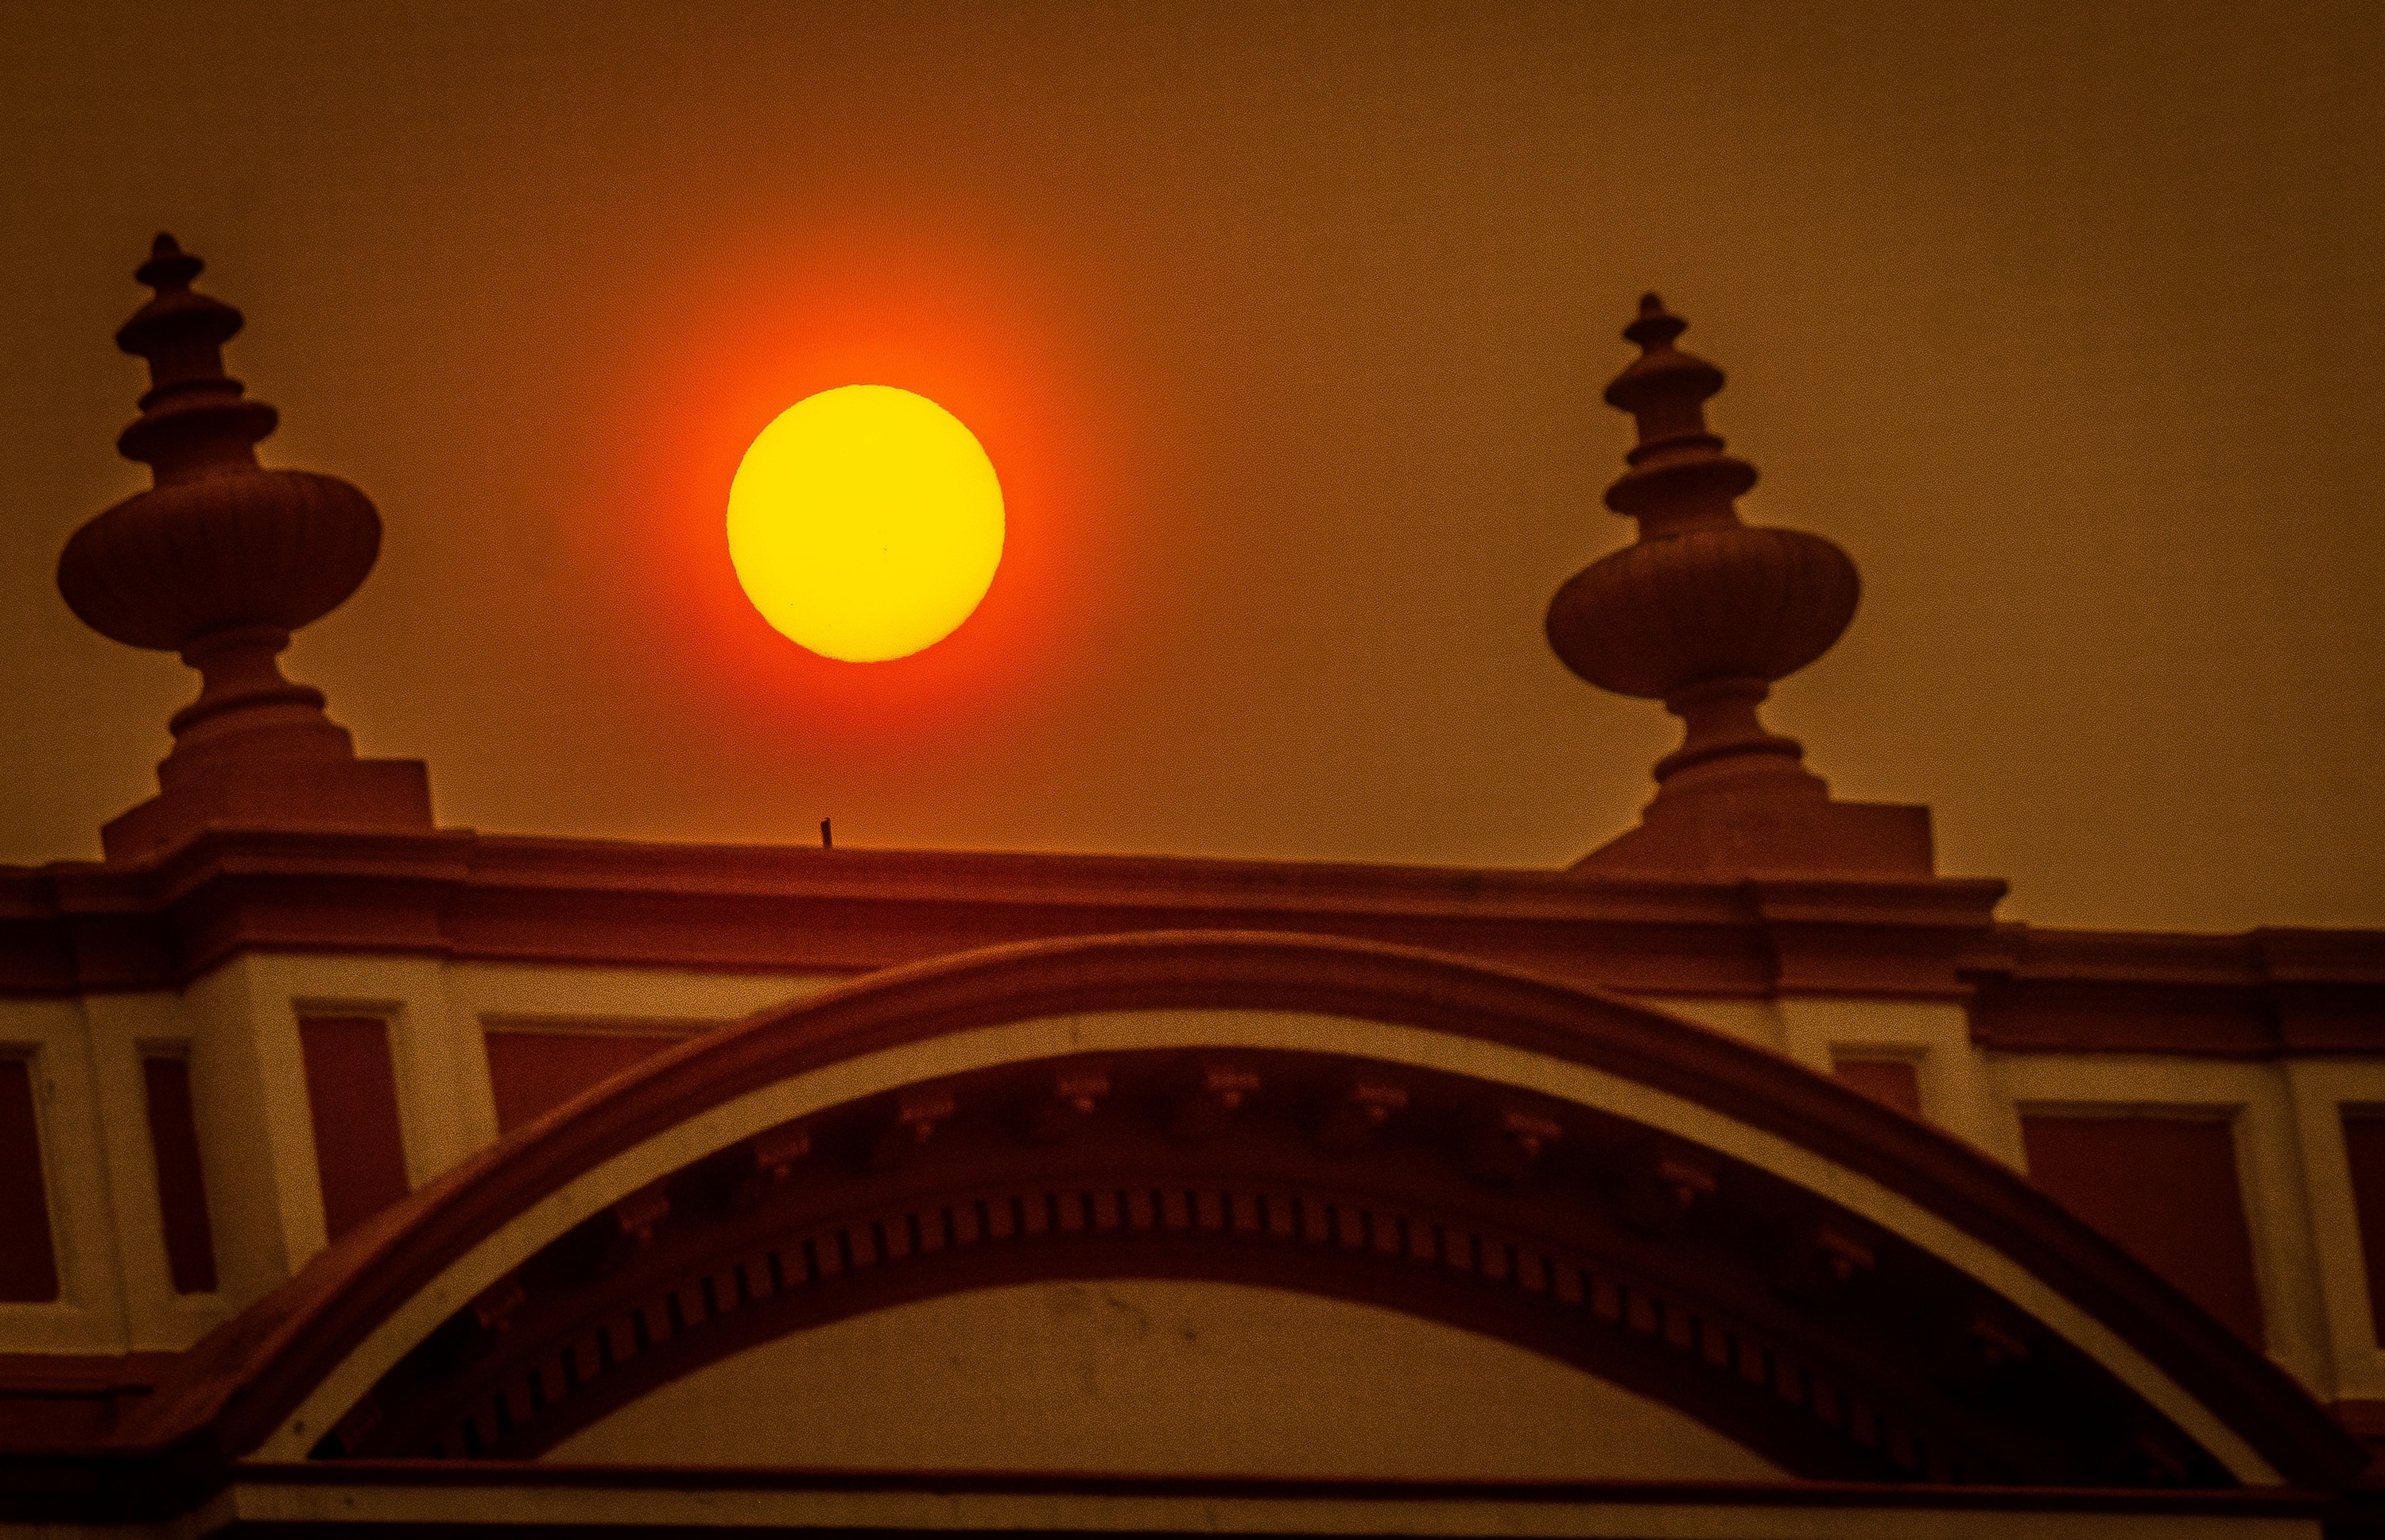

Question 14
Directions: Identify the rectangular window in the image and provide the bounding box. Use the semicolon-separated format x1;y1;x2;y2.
2340;1114;2385;1348
297;1017;412;1244
141;1055;218;1294
1832;1057;1922;1119
485;1030;684;1135
2021;1114;2264;1345
0;1057;59;1301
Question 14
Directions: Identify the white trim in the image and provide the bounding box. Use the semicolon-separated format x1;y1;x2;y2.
1989;1053;2333;1399
258;1008;2284;1483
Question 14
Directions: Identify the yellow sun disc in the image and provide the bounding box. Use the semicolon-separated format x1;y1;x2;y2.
726;385;1004;662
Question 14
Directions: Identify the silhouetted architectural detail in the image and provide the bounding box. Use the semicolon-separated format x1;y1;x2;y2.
54;235;429;861
1549;295;1932;879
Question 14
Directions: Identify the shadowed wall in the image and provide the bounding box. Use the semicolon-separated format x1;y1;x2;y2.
552;1279;1789;1478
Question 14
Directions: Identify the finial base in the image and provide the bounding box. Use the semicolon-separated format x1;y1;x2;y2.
1651;677;1811;787
99;623;435;863
1576;677;1934;880
101;758;434;863
1573;790;1935;881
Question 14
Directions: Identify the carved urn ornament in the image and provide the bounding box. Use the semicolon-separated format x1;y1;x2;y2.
57;235;430;859
1549;296;1932;878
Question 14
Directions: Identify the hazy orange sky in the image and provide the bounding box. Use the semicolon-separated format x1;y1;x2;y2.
2;2;2379;933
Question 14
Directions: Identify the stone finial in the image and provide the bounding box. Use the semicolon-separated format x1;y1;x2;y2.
56;235;431;861
1546;297;1932;879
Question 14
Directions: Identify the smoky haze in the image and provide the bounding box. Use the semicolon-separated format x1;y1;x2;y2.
1;0;2379;932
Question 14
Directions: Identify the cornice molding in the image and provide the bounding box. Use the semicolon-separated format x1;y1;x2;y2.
4;828;2379;1057
1964;925;2385;1057
0;827;2011;1002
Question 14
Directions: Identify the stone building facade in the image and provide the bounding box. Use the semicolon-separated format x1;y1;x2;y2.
2;239;2380;1536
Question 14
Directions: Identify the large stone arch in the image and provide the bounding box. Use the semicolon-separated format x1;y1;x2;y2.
123;931;2360;1493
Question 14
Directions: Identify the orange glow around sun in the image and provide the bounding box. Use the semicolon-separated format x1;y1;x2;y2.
727;386;1004;661
598;216;1138;755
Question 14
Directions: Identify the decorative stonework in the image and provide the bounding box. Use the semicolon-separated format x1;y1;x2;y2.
56;235;430;863
0;927;2344;1523
320;1045;2224;1487
92;933;2352;1484
1549;297;1933;879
